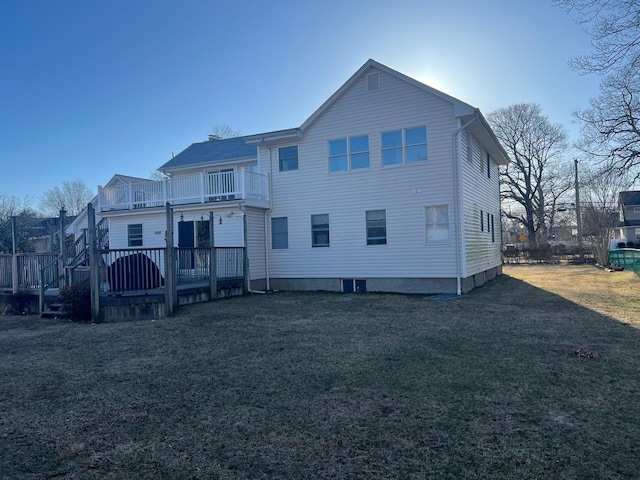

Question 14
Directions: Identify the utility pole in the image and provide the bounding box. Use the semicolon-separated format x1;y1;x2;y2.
574;158;584;261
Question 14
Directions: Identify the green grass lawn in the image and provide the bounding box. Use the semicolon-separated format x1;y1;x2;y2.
1;265;639;479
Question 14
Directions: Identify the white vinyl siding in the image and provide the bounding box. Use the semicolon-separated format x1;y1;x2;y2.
264;67;459;279
460;129;502;277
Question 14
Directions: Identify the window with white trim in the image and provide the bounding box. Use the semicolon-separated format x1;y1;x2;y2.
382;126;427;166
366;210;387;245
271;217;288;249
127;224;143;247
425;206;449;243
311;214;330;247
279;146;298;171
329;135;369;172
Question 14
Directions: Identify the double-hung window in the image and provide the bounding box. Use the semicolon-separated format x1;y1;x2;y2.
279;146;298;171
311;214;330;247
366;210;387;245
271;217;288;249
425;206;449;243
382;126;427;166
127;224;143;247
329;135;369;172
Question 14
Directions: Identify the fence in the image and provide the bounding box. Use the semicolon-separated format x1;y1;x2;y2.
0;254;59;291
1;247;245;294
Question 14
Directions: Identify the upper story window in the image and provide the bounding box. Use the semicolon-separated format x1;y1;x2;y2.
382;126;427;166
634;207;640;214
486;153;491;179
127;224;143;247
279;146;298;171
329;135;370;173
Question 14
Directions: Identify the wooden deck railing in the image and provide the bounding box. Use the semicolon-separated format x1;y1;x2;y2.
98;169;268;212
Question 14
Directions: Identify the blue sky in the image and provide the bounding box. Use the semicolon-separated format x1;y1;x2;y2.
1;0;600;203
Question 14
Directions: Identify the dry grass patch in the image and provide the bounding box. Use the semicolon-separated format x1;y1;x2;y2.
503;264;640;326
1;266;640;478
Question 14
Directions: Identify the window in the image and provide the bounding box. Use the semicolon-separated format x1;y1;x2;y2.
366;210;387;245
329;135;369;172
480;210;484;232
486;153;491;179
271;217;288;249
634;207;640;214
127;224;143;247
311;214;330;247
491;214;495;242
279;146;298;171
382;126;427;166
197;220;210;248
382;130;403;166
425;206;449;243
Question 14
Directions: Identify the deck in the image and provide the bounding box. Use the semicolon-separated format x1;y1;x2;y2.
98;169;269;212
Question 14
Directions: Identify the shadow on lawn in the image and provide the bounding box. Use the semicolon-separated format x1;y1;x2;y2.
1;273;640;479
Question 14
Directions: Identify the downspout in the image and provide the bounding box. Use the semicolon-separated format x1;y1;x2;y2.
263;142;273;290
452;111;479;295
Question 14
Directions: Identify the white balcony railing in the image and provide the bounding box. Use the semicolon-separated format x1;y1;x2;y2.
98;169;269;212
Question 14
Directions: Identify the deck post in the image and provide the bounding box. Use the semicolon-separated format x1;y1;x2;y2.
209;212;217;300
58;209;67;287
11;216;18;294
242;212;249;294
164;203;176;315
87;204;100;322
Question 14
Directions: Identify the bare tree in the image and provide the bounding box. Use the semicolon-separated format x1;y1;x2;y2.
0;195;37;253
38;180;95;217
556;0;640;179
488;103;570;246
574;65;640;180
580;166;633;264
555;0;640;74
211;123;241;139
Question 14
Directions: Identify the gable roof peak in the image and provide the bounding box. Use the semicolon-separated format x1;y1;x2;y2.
299;59;475;132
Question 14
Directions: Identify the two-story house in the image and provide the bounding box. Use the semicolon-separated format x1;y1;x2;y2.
95;59;509;294
619;191;640;247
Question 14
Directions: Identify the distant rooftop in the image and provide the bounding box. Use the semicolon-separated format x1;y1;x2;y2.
159;136;257;171
619;191;640;206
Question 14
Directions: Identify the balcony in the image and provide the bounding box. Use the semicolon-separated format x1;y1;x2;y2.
98;169;269;212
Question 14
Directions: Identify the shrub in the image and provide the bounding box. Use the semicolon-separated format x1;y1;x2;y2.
59;283;91;322
6;290;33;315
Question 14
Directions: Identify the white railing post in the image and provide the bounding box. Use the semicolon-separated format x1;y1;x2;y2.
162;178;167;205
199;172;205;204
128;183;133;209
239;168;246;199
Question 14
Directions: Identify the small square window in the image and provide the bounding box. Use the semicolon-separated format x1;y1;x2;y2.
279;146;298;171
128;224;143;247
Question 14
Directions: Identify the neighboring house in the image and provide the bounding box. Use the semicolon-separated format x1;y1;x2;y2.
618;191;640;246
95;59;509;294
30;216;76;253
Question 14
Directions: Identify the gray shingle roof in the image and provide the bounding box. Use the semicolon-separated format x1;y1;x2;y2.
160;136;257;171
619;191;640;206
